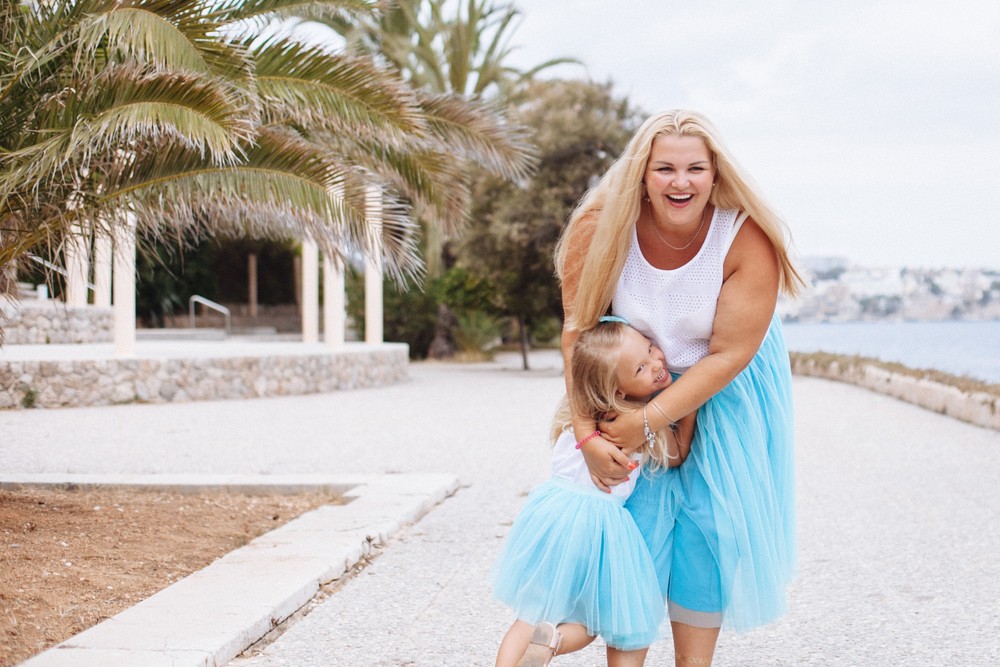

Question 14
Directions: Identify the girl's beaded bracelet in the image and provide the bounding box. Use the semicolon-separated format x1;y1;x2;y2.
574;430;602;450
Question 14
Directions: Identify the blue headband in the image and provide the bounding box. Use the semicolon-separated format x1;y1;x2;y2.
598;315;629;325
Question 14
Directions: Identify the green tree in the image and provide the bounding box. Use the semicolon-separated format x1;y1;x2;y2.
0;0;535;306
460;78;643;368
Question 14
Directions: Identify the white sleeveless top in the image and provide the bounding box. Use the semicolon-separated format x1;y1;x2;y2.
613;208;746;371
550;429;641;500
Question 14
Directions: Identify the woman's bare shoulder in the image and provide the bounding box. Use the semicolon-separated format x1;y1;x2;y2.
724;216;778;281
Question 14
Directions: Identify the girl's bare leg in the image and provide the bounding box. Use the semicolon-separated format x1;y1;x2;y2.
496;621;595;667
496;620;534;667
607;646;649;666
555;623;595;654
671;622;720;666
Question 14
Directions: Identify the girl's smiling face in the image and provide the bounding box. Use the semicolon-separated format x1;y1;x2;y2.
614;327;672;399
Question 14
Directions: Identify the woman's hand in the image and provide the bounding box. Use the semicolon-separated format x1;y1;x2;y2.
579;435;635;493
598;408;646;450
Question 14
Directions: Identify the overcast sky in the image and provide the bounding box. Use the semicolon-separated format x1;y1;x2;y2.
503;0;1000;270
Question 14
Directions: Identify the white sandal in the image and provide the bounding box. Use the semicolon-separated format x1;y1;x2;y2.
515;622;562;667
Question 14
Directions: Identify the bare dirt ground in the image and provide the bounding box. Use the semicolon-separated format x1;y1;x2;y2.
0;486;340;666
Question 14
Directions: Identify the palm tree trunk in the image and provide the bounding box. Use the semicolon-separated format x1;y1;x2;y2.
518;314;530;371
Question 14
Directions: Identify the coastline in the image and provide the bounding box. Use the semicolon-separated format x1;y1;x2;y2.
789;351;1000;431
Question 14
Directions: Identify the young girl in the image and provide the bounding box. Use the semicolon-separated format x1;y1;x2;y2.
492;317;695;667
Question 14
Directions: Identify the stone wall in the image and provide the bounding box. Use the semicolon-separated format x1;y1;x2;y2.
0;344;408;409
790;355;999;431
1;300;113;345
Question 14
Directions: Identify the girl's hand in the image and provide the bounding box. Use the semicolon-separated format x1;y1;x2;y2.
580;435;635;493
598;408;645;449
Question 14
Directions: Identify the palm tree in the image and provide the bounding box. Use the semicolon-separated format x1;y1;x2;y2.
329;0;576;98
0;0;535;296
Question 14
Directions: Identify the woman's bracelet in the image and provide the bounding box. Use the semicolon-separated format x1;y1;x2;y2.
648;400;678;431
642;404;657;451
648;401;681;459
574;430;602;450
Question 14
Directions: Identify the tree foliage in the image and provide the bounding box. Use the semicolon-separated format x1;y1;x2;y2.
458;78;644;367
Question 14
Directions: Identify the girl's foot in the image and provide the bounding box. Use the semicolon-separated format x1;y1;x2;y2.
515;622;562;667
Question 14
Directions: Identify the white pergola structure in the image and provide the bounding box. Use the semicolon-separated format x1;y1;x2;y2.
63;188;386;355
298;183;384;347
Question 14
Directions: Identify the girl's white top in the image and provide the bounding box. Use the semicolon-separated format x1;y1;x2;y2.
614;208;746;371
551;429;641;500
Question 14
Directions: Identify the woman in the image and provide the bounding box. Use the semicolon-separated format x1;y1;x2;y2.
555;110;803;666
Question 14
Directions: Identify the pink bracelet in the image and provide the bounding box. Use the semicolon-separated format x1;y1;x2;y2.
575;430;602;449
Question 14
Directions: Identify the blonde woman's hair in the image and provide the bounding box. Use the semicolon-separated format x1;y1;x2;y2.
551;321;677;470
555;109;804;331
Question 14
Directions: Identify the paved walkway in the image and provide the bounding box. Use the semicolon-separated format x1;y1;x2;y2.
2;351;998;665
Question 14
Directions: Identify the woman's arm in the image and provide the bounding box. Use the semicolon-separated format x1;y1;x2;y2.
600;219;781;446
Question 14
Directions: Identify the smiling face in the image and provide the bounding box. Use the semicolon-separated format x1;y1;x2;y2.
614;327;672;399
643;133;715;231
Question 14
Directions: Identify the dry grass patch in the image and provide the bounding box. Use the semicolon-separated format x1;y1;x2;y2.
0;486;340;666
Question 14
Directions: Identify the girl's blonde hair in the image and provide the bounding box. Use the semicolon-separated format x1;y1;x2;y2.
555;109;804;331
552;321;677;470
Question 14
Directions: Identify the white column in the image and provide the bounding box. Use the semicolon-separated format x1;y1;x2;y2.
113;211;137;356
323;253;345;348
64;223;90;307
301;238;319;343
93;229;112;308
364;185;383;344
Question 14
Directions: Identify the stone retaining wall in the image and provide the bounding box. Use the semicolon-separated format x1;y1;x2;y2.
790;355;999;431
1;300;113;345
0;344;408;409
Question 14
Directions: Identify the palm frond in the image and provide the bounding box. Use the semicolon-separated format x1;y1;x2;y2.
417;91;536;183
517;57;581;80
331;132;471;234
252;36;426;139
0;1;78;111
98;126;422;282
219;0;379;32
74;1;254;83
1;66;256;199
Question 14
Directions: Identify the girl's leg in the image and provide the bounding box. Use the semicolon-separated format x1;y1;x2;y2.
554;623;595;654
496;621;595;667
496;620;534;667
671;621;720;666
607;646;649;666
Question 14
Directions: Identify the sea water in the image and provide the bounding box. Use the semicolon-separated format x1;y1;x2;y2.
782;320;1000;384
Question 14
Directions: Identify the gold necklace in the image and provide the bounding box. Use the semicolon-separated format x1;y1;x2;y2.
647;203;710;251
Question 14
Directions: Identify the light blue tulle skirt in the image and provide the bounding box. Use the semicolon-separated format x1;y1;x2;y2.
626;314;797;633
490;477;665;650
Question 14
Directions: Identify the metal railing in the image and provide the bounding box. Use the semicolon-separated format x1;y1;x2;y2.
26;254;96;291
188;295;231;335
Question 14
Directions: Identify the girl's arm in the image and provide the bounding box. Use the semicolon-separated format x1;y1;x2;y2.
598;218;781;454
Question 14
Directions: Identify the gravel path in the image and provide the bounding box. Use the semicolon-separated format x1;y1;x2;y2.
2;351;998;665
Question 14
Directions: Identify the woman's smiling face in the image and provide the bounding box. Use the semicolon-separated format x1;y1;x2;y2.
614;327;672;399
643;133;715;229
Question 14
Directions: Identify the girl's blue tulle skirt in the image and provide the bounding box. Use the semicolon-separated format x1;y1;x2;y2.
490;478;666;651
626;314;797;633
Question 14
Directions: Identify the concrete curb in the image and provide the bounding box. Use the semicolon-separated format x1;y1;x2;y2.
12;473;460;667
790;357;1000;431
